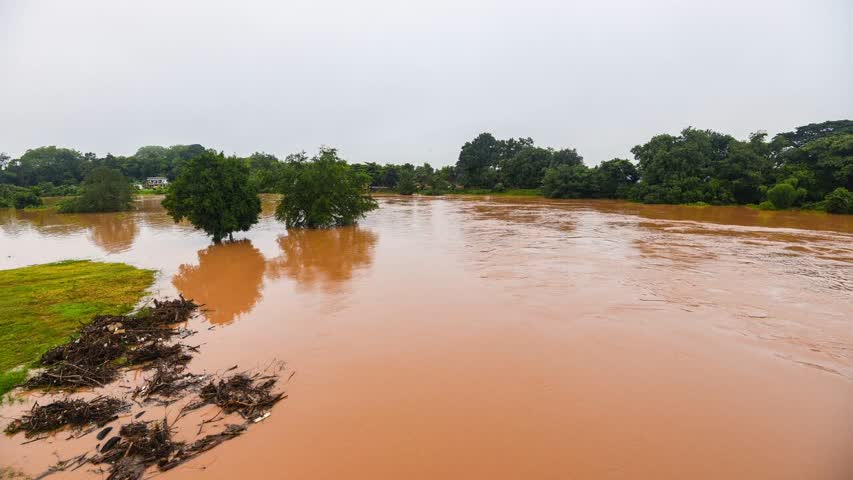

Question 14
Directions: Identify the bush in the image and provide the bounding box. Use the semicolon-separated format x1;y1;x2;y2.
59;167;134;213
13;190;42;209
757;201;776;210
766;183;799;209
1;185;43;209
395;170;417;195
163;152;261;242
825;187;853;214
542;165;596;199
276;148;378;228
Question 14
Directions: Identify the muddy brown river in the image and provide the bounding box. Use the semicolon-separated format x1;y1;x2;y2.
1;195;852;479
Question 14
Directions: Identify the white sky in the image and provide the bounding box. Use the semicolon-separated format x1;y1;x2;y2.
1;0;850;166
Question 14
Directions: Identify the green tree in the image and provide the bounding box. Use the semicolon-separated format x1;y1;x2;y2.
59;166;134;213
766;183;799;209
774;120;853;148
457;133;500;188
396;166;417;195
496;137;535;160
550;148;584;167
824;187;853;214
381;165;401;188
437;165;458;189
244;152;286;192
163;151;261;242
13;189;42;209
276;148;378;228
630;128;740;204
499;147;552;188
542;165;597;198
592;158;638;198
7;146;87;186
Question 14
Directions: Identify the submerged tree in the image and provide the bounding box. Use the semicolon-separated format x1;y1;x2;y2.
276;148;378;228
163;151;261;243
59;166;134;213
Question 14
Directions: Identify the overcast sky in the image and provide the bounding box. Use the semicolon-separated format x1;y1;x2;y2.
1;0;850;166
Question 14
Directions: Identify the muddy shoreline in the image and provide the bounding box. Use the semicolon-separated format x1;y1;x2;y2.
3;297;286;480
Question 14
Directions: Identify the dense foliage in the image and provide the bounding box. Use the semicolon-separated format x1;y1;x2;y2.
163;152;261;242
59;167;134;213
825;187;853;214
0;184;42;209
453;120;850;213
395;169;417;195
1;119;850;213
275;148;377;228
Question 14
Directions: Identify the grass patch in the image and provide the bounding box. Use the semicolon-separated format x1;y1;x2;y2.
0;260;155;396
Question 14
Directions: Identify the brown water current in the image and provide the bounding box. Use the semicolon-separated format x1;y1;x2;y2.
1;195;852;479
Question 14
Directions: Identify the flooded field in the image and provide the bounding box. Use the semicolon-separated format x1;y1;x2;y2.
1;195;852;479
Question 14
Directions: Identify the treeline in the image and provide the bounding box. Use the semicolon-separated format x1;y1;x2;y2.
1;119;851;213
448;119;853;213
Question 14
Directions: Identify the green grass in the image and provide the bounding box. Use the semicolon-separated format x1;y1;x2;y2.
136;189;164;195
0;260;155;396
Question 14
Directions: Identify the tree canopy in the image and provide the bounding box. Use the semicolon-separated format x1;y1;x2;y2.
275;148;378;228
162;151;261;242
59;166;134;213
2;118;851;214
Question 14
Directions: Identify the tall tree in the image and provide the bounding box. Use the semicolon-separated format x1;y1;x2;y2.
592;158;638;198
8;147;87;186
457;133;500;188
499;147;553;188
163;151;261;243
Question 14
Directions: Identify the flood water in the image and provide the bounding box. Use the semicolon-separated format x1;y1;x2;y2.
1;195;852;479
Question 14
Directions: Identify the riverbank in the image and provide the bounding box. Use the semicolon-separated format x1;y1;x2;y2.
0;260;154;396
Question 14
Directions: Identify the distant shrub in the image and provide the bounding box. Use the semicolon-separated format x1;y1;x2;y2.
492;182;506;193
59;167;134;213
13;190;42;209
757;201;776;210
1;185;42;209
825;187;853;214
766;183;798;209
395;170;417;195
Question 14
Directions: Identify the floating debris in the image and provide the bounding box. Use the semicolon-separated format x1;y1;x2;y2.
189;373;284;419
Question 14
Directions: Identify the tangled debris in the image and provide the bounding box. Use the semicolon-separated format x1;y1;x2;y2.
4;396;128;438
189;373;285;420
25;296;198;390
6;296;288;480
90;420;248;480
133;362;207;401
126;342;192;366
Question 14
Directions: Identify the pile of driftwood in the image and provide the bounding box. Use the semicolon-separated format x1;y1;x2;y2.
4;295;287;480
27;296;199;390
91;419;247;479
5;397;127;438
